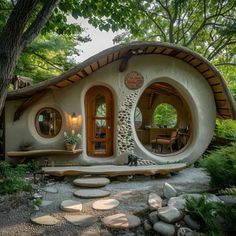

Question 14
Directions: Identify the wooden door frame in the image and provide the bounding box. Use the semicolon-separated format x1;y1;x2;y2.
85;85;114;157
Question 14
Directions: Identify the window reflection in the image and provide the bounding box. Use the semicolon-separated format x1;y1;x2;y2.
36;108;62;138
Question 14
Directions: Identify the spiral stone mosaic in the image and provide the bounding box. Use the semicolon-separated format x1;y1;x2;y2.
117;91;139;154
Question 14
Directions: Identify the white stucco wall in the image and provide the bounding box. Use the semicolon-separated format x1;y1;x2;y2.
5;54;216;165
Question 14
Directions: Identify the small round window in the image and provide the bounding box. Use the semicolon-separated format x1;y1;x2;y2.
134;107;142;129
35;107;62;138
153;103;177;128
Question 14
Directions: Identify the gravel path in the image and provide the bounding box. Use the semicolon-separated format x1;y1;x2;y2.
0;168;210;236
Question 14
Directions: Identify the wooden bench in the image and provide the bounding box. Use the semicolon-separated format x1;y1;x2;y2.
7;149;83;163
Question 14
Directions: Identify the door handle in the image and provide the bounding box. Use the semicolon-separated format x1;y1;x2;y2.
108;126;111;130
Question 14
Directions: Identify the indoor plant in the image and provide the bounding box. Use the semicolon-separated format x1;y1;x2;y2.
64;130;82;151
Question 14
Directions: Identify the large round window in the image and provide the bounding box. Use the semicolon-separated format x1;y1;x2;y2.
35;107;62;138
153;103;177;128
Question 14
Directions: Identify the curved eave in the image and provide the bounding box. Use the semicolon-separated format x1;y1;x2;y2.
7;42;236;120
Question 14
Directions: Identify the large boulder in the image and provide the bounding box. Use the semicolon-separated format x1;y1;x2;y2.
148;193;162;210
153;221;175;236
158;206;183;223
163;183;177;199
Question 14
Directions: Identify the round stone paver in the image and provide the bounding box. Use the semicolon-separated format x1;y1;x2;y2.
31;214;59;226
60;200;82;212
74;189;110;199
73;177;110;188
92;199;119;210
102;213;141;229
64;215;98;226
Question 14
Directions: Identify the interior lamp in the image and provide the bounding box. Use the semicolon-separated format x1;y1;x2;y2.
71;112;77;121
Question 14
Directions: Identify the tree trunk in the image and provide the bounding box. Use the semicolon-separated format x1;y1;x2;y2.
0;0;60;115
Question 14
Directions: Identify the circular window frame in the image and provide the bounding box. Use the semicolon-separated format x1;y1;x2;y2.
35;107;62;139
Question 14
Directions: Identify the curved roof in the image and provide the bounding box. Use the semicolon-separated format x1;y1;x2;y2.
7;42;236;119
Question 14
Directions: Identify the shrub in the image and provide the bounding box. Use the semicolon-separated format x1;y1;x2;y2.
186;196;236;235
0;161;32;194
199;143;236;188
215;119;236;140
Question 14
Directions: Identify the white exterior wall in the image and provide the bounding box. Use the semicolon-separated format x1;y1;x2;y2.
5;54;216;165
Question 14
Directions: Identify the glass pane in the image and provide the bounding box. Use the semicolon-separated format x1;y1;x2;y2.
95;119;106;138
95;94;106;117
134;107;142;129
95;142;106;153
36;108;62;138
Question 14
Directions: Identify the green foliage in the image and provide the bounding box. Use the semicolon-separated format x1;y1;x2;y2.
25;160;39;173
64;130;82;145
153;103;177;128
199;143;236;188
0;161;33;194
34;198;42;207
215;119;236;140
185;196;222;235
186;196;236;235
219;187;236;197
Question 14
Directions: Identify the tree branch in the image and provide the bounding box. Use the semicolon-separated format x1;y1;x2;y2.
215;62;236;67
21;0;60;50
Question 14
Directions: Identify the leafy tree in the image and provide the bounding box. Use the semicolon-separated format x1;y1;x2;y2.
0;0;132;115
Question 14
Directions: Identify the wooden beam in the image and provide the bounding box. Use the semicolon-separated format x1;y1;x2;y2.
119;50;133;72
14;89;49;121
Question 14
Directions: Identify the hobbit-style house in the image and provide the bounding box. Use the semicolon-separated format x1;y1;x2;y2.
2;42;236;166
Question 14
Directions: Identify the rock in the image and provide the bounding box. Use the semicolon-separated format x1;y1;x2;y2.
206;194;223;203
64;215;98;227
33;193;42;199
149;211;159;224
148;193;162;210
158;206;183;223
92;199;119;210
153;221;175;236
74;189;110;199
218;195;236;206
143;219;152;231
60;200;82;212
163;183;177;199
184;215;200;230
34;205;40;211
41;200;53;207
102;213;141;229
73;177;110;188
177;227;193;236
41;186;58;193
31;214;59;225
168;196;186;210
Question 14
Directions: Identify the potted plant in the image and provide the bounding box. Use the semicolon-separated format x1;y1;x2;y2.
64;130;82;151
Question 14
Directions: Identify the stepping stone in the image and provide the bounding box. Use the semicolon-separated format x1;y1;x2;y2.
92;199;119;210
42;186;58;193
64;215;98;227
41;200;53;207
74;189;110;199
31;214;59;225
73;177;110;188
102;213;141;229
60;200;82;212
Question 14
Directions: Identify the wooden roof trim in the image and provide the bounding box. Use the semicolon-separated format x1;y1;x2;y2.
7;41;236;119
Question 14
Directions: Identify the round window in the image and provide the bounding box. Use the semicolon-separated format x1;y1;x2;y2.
35;107;62;138
134;107;142;129
153;103;177;128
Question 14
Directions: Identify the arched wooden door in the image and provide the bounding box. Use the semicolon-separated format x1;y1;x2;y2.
85;86;114;157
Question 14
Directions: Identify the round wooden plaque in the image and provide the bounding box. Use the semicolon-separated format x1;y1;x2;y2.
125;72;144;90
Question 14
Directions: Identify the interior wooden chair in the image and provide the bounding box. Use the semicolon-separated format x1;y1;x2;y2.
153;130;178;153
